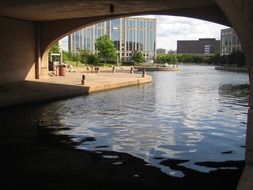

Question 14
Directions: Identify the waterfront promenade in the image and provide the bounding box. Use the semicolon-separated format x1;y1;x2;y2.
0;72;152;108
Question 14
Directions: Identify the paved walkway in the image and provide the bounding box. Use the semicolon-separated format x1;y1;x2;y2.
0;72;152;108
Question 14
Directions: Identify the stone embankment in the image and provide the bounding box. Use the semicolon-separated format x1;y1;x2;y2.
0;72;152;108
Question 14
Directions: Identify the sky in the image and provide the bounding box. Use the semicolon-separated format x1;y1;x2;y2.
59;15;229;51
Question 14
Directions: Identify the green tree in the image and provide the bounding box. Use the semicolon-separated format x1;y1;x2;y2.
72;52;81;66
80;49;90;64
86;54;99;65
169;54;178;67
50;43;60;54
155;54;178;65
62;51;71;63
49;42;60;61
95;35;117;64
228;51;245;67
208;52;220;65
155;54;163;63
132;51;145;65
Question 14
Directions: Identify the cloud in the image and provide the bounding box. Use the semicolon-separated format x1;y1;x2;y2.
59;36;68;51
155;15;228;50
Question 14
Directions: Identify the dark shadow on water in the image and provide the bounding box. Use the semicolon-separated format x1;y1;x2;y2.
0;103;245;190
218;84;249;100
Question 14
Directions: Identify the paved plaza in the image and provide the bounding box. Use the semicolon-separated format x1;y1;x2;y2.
0;72;152;108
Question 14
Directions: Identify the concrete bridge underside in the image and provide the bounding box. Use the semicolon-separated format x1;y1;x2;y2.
0;1;253;189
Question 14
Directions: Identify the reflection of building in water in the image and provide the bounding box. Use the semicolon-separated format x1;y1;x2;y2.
69;17;156;62
220;28;242;56
218;84;249;100
177;38;220;56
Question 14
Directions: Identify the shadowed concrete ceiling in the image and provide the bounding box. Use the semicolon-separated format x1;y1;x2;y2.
0;0;230;25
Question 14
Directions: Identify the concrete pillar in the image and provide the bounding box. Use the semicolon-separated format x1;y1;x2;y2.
35;23;41;79
0;16;36;83
40;48;50;79
248;48;253;162
214;1;253;189
237;46;253;190
246;107;253;164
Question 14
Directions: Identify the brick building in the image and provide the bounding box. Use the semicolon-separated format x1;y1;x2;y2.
177;38;220;56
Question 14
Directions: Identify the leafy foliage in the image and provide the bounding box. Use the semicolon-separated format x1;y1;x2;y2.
50;43;60;54
80;49;90;64
95;35;117;64
86;54;99;65
155;51;246;67
227;51;245;67
63;49;100;66
72;52;81;66
155;54;178;64
132;51;145;65
49;43;60;61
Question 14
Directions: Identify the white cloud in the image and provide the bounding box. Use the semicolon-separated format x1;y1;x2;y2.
155;15;228;50
59;36;68;51
59;15;229;51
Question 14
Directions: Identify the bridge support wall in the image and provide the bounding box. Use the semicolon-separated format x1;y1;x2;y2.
0;17;36;83
215;1;253;189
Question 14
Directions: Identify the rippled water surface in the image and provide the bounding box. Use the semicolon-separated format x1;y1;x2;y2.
37;65;249;177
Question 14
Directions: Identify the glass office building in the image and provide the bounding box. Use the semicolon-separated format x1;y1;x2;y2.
220;28;242;55
68;17;156;62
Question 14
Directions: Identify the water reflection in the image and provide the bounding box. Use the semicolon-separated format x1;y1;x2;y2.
35;65;249;177
219;84;249;109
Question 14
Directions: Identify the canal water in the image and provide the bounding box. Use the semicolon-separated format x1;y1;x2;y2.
36;65;248;176
0;65;249;189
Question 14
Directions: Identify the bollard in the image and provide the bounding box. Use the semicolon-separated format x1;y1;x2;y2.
112;67;115;73
142;69;146;78
130;67;134;74
81;74;85;85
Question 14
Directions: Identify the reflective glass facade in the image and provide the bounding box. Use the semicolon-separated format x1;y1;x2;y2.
69;17;156;61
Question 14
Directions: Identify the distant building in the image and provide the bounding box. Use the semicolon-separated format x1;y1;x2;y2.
177;38;220;56
167;50;176;54
156;48;166;54
69;17;156;62
220;28;242;55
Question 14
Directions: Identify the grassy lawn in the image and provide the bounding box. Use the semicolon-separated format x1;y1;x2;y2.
64;60;84;67
64;60;117;68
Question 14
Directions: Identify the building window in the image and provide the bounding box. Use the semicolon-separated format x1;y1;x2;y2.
69;17;156;62
204;45;210;54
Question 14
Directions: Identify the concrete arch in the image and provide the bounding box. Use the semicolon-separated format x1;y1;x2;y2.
36;3;230;75
39;5;231;73
40;16;116;74
40;5;230;52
